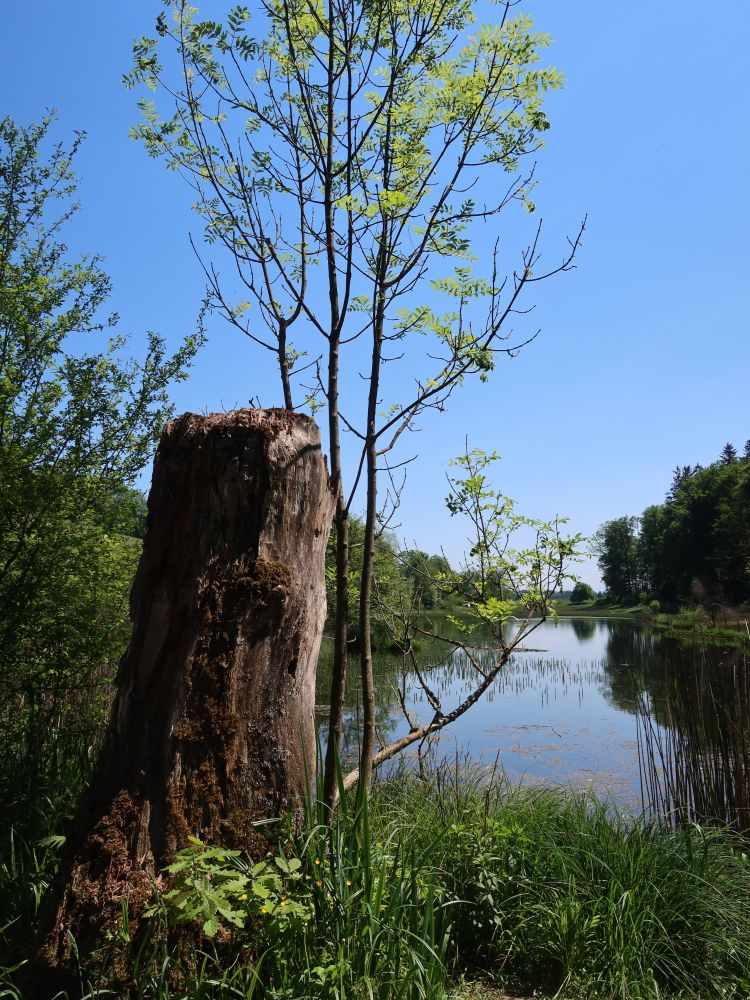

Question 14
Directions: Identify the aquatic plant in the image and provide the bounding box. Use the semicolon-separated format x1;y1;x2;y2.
637;646;750;831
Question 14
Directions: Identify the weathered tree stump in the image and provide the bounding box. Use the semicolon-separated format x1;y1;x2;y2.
30;409;334;995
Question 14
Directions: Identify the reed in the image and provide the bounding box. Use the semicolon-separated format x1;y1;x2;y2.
637;646;750;831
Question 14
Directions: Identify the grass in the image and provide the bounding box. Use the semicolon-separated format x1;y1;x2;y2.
0;732;94;984
448;981;518;999
649;606;750;648
4;761;750;999
370;762;750;1000
553;599;649;619
555;599;750;651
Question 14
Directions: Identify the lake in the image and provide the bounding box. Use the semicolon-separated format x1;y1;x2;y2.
316;616;750;824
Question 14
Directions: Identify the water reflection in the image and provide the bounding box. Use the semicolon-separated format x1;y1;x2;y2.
635;644;750;830
570;618;596;642
316;618;750;824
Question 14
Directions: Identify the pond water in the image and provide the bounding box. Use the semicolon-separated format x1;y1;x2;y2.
316;617;750;822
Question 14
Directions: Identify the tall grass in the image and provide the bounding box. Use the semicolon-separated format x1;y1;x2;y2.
637;647;750;831
293;773;449;999
4;760;750;998
71;771;450;1000
371;761;750;999
0;721;94;982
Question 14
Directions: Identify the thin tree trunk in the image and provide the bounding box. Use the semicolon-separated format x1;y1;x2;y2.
323;500;349;812
358;435;378;793
321;2;350;814
357;79;394;793
358;274;386;793
278;318;293;410
29;409;334;996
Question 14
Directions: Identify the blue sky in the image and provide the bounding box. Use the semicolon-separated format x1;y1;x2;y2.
2;1;748;585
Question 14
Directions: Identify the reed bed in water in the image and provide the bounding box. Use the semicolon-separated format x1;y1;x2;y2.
637;645;750;831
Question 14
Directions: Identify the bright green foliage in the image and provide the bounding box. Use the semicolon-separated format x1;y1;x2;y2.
294;786;448;999
125;787;448;998
569;580;594;604
372;765;750;999
60;769;750;999
147;836;312;940
0;115;202;874
125;0;567;409
443;449;581;632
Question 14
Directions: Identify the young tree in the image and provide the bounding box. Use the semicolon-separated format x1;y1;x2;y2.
400;549;452;609
638;503;666;596
667;464;694;503
340;448;580;789
0;115;202;833
127;0;583;802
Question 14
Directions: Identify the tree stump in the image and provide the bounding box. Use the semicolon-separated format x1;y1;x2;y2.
30;409;335;994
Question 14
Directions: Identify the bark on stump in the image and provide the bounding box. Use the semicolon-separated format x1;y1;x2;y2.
31;409;335;995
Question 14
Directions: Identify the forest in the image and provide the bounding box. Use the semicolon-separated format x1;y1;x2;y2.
594;443;750;609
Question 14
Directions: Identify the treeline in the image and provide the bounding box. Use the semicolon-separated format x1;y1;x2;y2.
595;440;750;607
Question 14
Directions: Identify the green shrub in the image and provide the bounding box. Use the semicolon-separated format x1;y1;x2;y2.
570;582;596;605
119;788;449;1000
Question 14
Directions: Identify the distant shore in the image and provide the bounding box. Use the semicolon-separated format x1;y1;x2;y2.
553;599;750;646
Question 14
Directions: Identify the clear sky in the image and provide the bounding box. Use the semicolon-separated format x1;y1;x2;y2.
2;1;748;585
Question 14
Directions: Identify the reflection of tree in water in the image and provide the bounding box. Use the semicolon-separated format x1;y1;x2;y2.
597;623;672;720
317;620;750;829
317;625;608;763
604;632;750;831
638;647;750;831
418;648;605;708
570;618;596;641
316;641;408;765
597;624;746;737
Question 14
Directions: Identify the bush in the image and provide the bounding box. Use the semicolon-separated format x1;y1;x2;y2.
0;114;201;976
80;789;449;999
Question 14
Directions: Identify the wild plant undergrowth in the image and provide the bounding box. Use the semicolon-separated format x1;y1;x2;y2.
0;731;94;984
372;763;750;999
2;762;750;999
